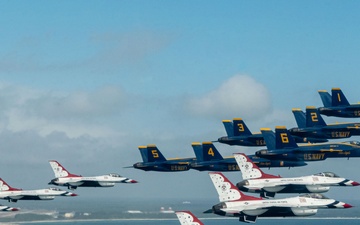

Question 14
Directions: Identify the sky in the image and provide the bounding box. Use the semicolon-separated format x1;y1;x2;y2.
0;0;360;211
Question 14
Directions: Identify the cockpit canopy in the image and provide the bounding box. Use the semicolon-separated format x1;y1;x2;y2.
301;193;328;199
109;173;122;177
49;187;63;191
314;172;339;178
347;141;360;146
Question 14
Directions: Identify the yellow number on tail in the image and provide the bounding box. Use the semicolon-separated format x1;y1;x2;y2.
208;148;214;156
151;150;159;158
337;93;341;102
311;112;318;122
237;123;244;132
280;133;289;143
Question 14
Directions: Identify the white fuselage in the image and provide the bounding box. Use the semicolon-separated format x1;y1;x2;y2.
220;195;346;217
0;188;76;201
52;174;134;188
242;175;354;194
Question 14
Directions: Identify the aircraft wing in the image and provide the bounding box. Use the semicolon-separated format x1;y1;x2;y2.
261;183;288;188
165;161;190;165
64;181;85;186
5;195;23;201
5;194;55;201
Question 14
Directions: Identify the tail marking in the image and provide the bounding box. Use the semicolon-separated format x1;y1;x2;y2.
49;160;80;178
175;211;204;225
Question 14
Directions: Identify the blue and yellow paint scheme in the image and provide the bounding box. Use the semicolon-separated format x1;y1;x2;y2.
290;106;360;140
217;118;266;146
132;142;307;172
318;88;360;118
132;145;194;172
218;118;326;146
189;142;306;171
256;126;360;162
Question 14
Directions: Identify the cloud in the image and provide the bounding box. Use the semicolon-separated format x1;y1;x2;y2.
184;75;272;120
0;83;130;138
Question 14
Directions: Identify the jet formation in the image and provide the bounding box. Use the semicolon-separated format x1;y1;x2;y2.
132;142;306;172
205;172;352;223
1;87;357;221
0;161;137;214
132;87;360;223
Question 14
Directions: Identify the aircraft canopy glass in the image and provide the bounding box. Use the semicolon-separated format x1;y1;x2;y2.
301;193;328;199
49;187;63;191
109;173;122;177
349;141;360;146
314;172;339;177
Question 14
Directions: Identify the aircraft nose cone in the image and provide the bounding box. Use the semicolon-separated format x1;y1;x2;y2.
70;193;78;197
351;181;360;186
343;203;353;208
11;208;19;211
130;179;138;183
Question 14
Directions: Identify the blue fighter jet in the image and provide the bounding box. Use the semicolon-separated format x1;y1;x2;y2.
189;142;307;171
256;126;360;162
318;88;360;118
290;106;360;140
132;145;194;172
218;118;327;146
217;118;266;146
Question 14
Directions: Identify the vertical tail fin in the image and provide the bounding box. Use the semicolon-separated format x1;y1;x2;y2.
209;172;261;202
49;160;80;178
332;88;350;106
0;178;21;191
233;118;252;136
191;142;204;162
305;106;327;127
138;146;149;162
175;211;204;225
274;126;298;149
260;128;276;150
292;108;307;128
201;142;224;161
145;145;167;162
222;120;234;137
318;90;332;107
234;153;280;180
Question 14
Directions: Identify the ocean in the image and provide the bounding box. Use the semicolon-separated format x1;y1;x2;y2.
8;218;360;225
2;197;360;224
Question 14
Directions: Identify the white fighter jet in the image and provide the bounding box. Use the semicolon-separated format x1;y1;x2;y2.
0;205;19;211
48;160;138;189
175;211;204;225
234;153;359;198
0;178;77;203
206;172;352;223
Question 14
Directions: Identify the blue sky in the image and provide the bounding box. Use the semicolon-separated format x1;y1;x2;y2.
0;0;360;211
